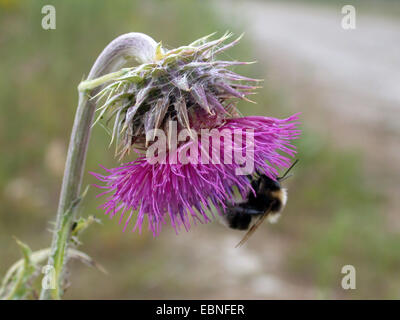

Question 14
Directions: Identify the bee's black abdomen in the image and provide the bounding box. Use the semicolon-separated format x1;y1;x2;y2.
271;198;283;213
225;211;252;230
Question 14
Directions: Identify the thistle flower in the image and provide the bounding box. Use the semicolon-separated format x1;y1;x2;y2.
88;33;301;236
91;114;300;236
90;32;260;158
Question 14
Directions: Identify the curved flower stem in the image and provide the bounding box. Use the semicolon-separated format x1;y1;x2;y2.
39;33;157;300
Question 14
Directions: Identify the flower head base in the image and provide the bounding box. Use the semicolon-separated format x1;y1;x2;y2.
91;114;300;236
90;32;260;159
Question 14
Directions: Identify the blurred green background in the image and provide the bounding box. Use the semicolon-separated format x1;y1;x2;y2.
1;0;400;299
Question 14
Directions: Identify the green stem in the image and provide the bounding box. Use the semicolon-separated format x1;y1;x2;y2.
39;32;157;300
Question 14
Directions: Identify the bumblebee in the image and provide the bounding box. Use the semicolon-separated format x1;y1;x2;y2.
221;160;298;247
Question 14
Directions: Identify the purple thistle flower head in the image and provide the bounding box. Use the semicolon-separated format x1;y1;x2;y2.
87;32;301;236
91;114;301;236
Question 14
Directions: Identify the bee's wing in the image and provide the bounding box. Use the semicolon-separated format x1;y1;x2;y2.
235;204;272;248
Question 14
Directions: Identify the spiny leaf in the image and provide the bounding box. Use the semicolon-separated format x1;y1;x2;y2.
71;215;101;239
0;238;36;300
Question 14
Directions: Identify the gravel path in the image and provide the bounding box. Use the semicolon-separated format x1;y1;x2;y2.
217;0;400;132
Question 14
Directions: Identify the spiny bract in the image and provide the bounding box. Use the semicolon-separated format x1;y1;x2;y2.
91;32;261;158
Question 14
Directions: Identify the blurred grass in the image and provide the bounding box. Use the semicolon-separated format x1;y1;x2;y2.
285;132;400;299
244;84;400;298
1;0;399;299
